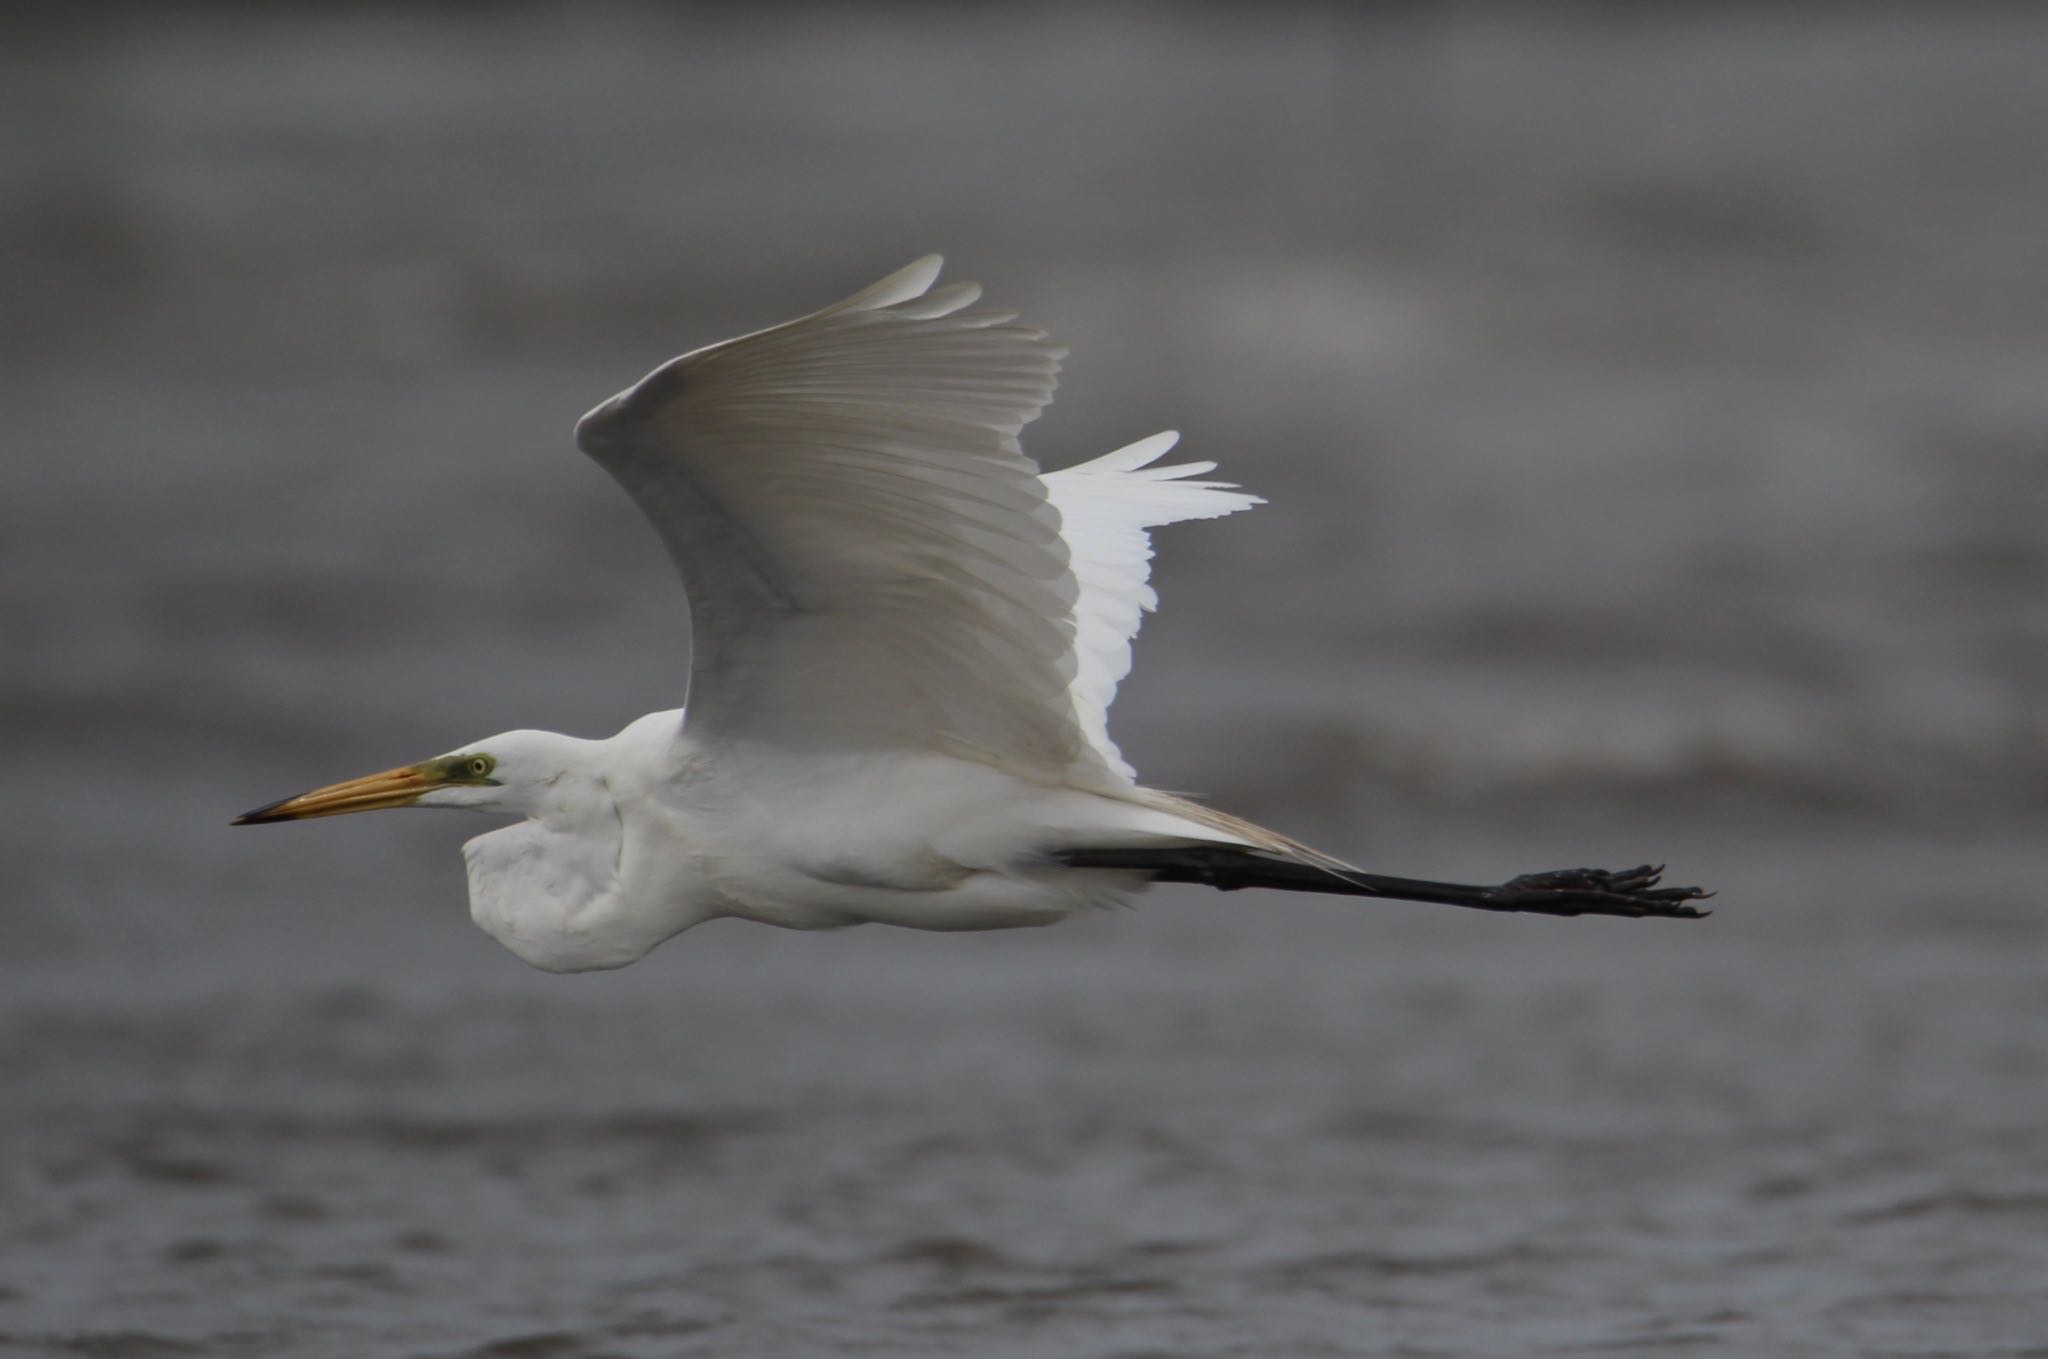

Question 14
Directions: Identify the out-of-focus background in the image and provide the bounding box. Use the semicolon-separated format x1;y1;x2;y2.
4;6;2046;1357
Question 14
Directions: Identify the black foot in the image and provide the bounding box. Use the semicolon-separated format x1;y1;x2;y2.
1487;864;1712;919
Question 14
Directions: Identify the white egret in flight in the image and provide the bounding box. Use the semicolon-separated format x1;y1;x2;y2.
236;258;1706;973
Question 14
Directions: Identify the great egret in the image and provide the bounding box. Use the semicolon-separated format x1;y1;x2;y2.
235;258;1706;973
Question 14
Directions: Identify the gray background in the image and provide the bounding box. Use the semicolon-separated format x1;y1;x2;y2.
4;6;2046;1356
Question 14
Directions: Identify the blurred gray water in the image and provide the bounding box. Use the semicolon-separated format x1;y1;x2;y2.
4;6;2048;1356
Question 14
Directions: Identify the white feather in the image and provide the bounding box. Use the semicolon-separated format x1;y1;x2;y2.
1042;432;1261;779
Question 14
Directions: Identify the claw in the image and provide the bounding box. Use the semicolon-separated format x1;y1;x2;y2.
1605;864;1663;892
1490;864;1712;919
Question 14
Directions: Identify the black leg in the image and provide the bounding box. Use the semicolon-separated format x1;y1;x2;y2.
1054;847;1711;920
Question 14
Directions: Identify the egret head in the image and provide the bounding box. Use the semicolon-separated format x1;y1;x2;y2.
233;731;580;825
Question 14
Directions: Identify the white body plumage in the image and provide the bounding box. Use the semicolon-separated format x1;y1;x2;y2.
454;713;1255;973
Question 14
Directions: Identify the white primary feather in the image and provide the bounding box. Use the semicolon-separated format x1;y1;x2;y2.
1041;432;1261;779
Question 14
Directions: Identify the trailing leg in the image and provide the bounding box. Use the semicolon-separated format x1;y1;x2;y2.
1054;845;1710;920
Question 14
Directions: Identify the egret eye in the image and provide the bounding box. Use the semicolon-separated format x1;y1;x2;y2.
463;755;494;779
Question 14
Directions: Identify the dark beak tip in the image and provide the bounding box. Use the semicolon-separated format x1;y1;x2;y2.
232;800;288;826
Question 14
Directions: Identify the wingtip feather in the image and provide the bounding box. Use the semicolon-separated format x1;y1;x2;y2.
890;279;984;320
824;255;948;315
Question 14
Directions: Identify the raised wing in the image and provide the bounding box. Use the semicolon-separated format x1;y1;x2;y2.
1041;433;1261;780
574;258;1109;782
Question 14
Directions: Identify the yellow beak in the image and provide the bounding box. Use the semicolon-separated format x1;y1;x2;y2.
233;764;436;824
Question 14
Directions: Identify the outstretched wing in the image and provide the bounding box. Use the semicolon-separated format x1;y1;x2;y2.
575;258;1108;783
1041;433;1261;780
